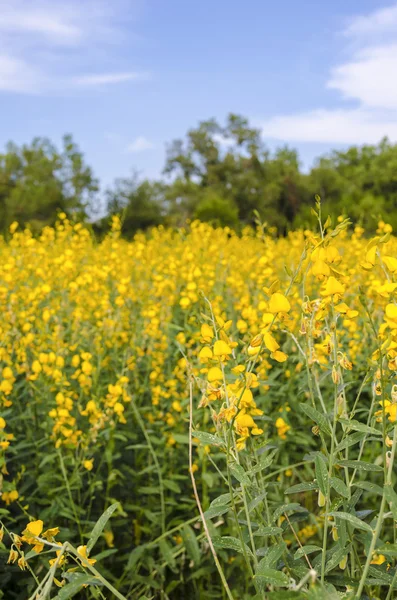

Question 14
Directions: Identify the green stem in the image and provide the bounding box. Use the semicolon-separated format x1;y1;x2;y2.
57;449;83;542
130;396;166;535
355;424;397;599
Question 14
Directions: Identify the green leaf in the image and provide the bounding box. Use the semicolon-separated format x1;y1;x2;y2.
299;404;331;435
193;431;225;447
229;462;251;486
255;566;289;586
353;481;384;496
159;539;177;571
376;544;397;557
181;525;200;565
336;460;383;472
330;477;350;499
248;490;268;513
127;545;146;570
325;544;349;574
210;493;232;507
138;486;160;494
213;536;253;557
315;454;329;496
254;526;283;537
57;575;99;599
163;479;181;493
87;502;119;553
335;431;366;453
384;483;397;521
273;503;304;523
257;543;286;566
285;481;319;494
329;511;372;533
249;450;277;474
171;433;190;444
267;593;306;600
202;504;230;520
294;545;322;560
338;419;381;436
368;566;393;583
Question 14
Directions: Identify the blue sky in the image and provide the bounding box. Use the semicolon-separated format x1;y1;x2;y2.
1;0;397;190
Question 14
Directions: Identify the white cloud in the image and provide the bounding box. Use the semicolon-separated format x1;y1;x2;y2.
0;4;82;43
262;108;397;144
126;136;155;152
0;0;147;93
344;3;397;38
261;2;397;145
213;134;234;148
74;72;149;86
328;44;397;109
0;55;42;93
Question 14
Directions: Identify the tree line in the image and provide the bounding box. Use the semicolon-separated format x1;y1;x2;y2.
2;114;397;236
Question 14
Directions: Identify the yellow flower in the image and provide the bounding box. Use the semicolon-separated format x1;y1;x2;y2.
83;459;94;471
235;412;256;428
321;276;345;297
198;346;213;362
42;527;60;540
24;520;43;537
22;520;45;553
77;545;97;565
0;417;5;429
1;489;18;505
213;340;232;357
268;292;291;314
271;350;288;363
383;256;397;273
179;297;191;309
275;417;290;439
207;366;223;384
263;332;279;352
371;554;386;565
2;367;13;380
31;360;42;374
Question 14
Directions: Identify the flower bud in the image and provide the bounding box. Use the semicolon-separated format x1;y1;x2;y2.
332;366;340;385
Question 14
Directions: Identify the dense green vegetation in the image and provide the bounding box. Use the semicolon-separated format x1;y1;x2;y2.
2;114;397;234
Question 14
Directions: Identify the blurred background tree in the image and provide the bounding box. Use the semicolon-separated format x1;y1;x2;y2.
1;116;397;236
0;135;98;232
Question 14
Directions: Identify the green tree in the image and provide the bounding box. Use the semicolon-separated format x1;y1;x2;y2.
106;173;164;236
0;135;98;231
164;113;307;230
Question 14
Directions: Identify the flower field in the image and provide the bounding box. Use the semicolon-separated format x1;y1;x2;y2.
1;206;397;599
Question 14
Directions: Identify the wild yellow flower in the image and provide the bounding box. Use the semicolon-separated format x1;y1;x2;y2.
200;324;214;343
383;256;397;273
263;332;279;353
268;292;291;314
321;276;345;297
198;346;213;362
275;417;290;439
2;490;18;505
207;367;223;384
371;554;386;565
77;545;97;565
213;340;232;357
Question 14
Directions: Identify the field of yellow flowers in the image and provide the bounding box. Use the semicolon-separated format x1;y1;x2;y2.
1;205;397;600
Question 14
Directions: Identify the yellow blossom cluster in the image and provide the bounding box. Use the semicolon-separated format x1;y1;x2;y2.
0;214;395;507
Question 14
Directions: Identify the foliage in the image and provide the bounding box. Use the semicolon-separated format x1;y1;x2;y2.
106;173;165;235
0;135;98;231
0;207;397;599
2;118;397;235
